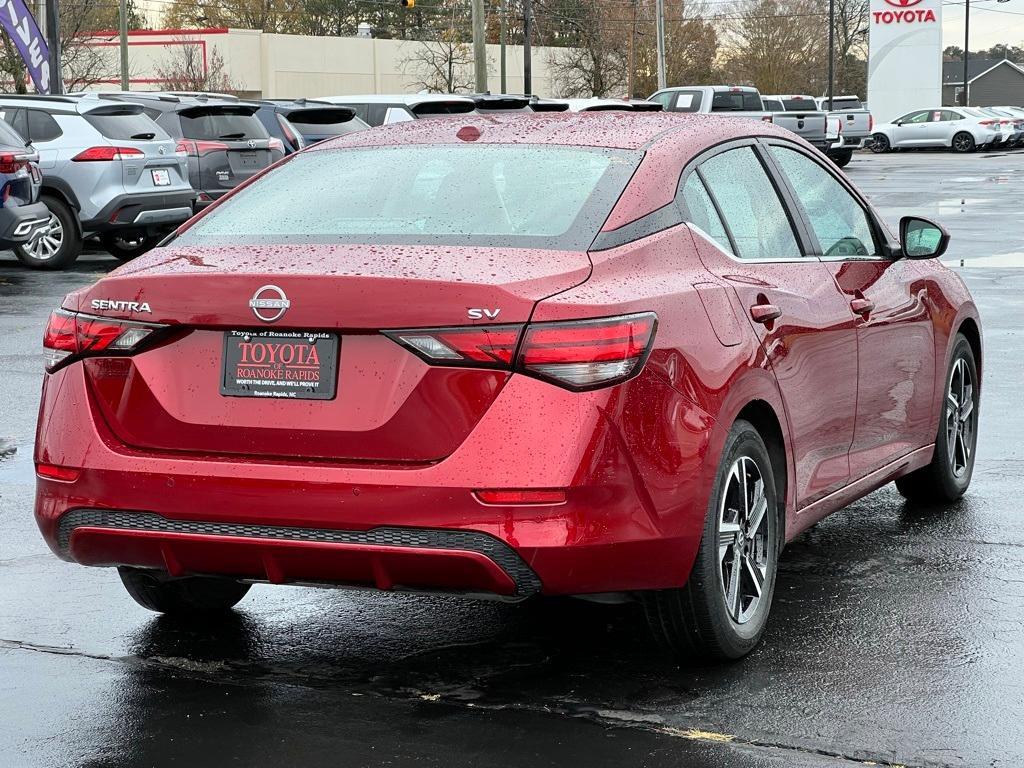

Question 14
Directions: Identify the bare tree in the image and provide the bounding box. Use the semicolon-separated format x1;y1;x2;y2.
154;39;234;92
402;33;476;92
542;0;628;97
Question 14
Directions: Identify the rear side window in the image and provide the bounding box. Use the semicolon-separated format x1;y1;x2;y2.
174;145;641;250
711;91;762;112
178;109;268;140
1;109;28;139
27;110;62;141
84;110;168;140
680;174;733;255
768;145;878;258
698;147;801;260
670;91;701;112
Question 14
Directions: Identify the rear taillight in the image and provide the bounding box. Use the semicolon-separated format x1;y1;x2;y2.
761;115;773;123
385;312;657;392
868;114;874;131
72;146;145;161
42;309;165;371
268;137;285;153
0;152;31;174
978;119;996;126
276;115;303;152
175;139;229;157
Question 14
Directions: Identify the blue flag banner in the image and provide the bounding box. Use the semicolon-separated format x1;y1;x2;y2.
0;0;50;93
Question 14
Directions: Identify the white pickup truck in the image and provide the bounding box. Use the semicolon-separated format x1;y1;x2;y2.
650;85;830;153
760;94;831;154
813;96;874;164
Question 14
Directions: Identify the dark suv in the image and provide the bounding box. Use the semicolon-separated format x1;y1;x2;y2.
105;93;285;210
256;99;368;153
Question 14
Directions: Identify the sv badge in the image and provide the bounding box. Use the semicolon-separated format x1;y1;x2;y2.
467;308;501;320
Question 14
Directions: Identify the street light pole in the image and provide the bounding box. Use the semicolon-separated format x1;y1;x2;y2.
471;0;487;93
119;0;129;91
827;0;835;109
499;0;506;93
962;0;971;106
655;0;666;90
523;0;533;94
43;0;61;94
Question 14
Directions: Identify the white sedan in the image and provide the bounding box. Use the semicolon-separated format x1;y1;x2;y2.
871;107;1004;153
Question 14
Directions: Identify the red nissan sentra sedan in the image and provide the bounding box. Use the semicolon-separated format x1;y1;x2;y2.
35;113;981;660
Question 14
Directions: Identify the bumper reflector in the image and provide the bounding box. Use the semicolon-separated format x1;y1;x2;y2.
36;464;81;482
474;489;567;505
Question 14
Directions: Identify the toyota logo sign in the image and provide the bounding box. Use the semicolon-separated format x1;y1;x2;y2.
249;285;290;323
884;0;923;6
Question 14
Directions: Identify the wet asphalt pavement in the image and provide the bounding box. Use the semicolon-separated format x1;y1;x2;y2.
1;150;1023;768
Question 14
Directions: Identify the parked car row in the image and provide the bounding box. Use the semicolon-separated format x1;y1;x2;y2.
871;105;1024;153
0;92;371;270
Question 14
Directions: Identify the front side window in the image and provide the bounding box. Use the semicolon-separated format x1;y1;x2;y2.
769;145;878;258
173;144;641;250
900;111;930;124
697;147;801;260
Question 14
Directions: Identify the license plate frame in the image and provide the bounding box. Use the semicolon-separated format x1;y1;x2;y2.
220;330;338;400
151;168;171;186
238;151;260;168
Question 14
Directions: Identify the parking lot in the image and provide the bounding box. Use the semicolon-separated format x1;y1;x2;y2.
1;148;1023;768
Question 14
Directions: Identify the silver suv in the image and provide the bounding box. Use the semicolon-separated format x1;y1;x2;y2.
0;94;195;269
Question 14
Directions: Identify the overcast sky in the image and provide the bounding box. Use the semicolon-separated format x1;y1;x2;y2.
943;0;1024;50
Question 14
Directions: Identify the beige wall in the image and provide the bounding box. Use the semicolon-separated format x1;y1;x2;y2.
86;28;570;99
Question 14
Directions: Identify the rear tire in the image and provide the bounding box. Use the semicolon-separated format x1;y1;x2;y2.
896;334;979;503
951;132;977;153
14;195;82;270
828;149;853;168
642;419;780;662
100;230;154;261
870;133;891;153
118;567;251;614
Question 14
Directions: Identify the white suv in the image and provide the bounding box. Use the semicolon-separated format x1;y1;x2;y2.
0;94;195;269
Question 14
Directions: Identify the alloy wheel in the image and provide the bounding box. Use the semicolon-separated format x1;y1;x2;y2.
953;134;973;152
718;456;771;625
946;357;975;478
23;213;63;262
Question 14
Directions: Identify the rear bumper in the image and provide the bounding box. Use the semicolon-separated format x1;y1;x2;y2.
35;363;719;598
81;190;196;232
0;201;50;246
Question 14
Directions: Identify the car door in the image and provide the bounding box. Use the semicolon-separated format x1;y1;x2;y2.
891;110;931;147
764;141;936;480
679;142;859;509
921;109;952;145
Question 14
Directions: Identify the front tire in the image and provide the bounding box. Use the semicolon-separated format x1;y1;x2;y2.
951;132;977;153
642;420;780;661
118;567;251;614
870;133;891;153
896;334;979;503
14;195;82;270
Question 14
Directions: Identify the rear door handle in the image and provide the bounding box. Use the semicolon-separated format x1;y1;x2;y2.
750;303;782;324
850;297;875;315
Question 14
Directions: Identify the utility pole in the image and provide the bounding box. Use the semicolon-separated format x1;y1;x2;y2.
471;0;487;93
655;0;666;90
826;0;835;109
523;0;532;94
43;0;61;94
962;0;970;106
627;0;636;99
119;0;129;91
499;0;506;93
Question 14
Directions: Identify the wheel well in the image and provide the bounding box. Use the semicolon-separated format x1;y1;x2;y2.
38;186;83;236
957;317;982;379
736;400;788;535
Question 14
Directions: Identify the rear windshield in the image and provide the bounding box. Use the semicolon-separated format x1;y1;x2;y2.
173;144;640;250
710;91;763;111
179;109;268;140
411;101;476;117
828;98;862;110
287;109;365;136
782;98;817;111
84;110;169;141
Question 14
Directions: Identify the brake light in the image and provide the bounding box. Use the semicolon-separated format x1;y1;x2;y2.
276;114;301;151
761;114;773;122
0;152;30;174
175;139;229;157
72;146;145;161
868;114;874;131
474;489;567;505
36;463;81;482
268;137;285;153
42;309;165;371
384;312;658;391
978;119;996;126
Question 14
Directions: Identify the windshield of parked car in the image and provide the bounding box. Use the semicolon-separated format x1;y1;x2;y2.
173;144;641;250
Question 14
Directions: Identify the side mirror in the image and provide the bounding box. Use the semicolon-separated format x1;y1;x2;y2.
895;120;902;126
900;216;949;259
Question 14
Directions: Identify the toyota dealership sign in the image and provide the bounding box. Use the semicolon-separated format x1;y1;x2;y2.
867;0;942;122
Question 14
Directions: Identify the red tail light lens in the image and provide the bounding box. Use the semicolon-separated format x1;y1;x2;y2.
868;114;874;131
978;119;996;126
72;146;145;161
36;463;81;482
268;137;285;153
761;115;774;123
385;312;657;391
518;313;657;390
42;309;166;371
175;140;230;157
474;489;567;505
0;152;30;174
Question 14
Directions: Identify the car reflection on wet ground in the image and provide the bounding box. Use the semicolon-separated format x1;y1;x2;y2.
1;150;1022;768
